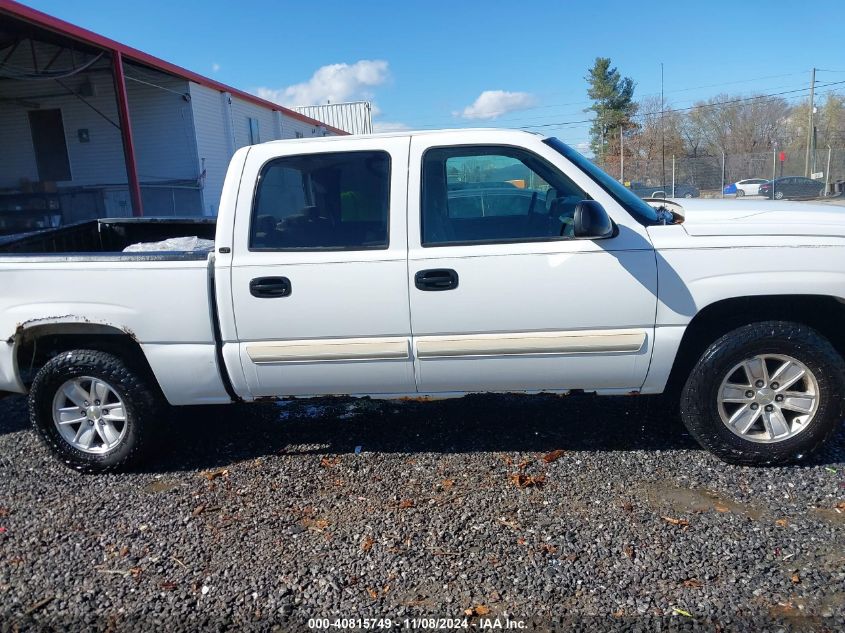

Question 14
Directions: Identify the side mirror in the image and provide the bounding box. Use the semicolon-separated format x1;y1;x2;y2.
572;200;614;239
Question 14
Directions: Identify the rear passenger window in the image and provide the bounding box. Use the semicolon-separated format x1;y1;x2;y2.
250;151;390;250
421;146;588;246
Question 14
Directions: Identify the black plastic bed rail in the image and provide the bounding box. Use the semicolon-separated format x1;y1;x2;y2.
0;217;216;255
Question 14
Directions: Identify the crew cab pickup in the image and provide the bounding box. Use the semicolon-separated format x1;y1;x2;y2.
1;129;843;472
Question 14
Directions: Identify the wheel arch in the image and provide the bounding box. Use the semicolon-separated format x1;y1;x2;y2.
663;294;845;397
13;320;163;397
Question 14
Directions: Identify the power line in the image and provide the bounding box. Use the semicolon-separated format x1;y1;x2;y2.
519;80;845;130
408;77;837;131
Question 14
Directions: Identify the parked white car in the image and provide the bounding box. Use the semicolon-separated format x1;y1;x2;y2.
734;178;769;197
1;129;843;472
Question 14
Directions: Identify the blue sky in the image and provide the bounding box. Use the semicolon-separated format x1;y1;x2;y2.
19;0;845;150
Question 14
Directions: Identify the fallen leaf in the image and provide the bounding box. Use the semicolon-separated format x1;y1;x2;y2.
192;505;206;517
612;608;625;618
441;479;455;490
119;546;129;557
622;543;635;559
682;578;703;589
320;457;340;468
621;501;634;514
500;455;513;466
361;536;375;552
509;473;545;489
516;537;527;546
791;571;801;584
541;543;558;554
398;499;415;509
464;605;490;617
199;469;228;481
775;518;789;527
714;504;730;513
516;459;533;471
367;587;378;599
662;516;690;527
672;607;693;617
129;566;143;578
160;581;177;591
541;449;566;463
302;518;329;531
835;501;845;510
0;507;9;518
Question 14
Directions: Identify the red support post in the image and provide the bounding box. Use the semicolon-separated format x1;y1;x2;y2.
111;50;143;216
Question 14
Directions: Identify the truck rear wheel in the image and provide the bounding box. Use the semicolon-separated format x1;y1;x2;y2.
680;321;844;466
29;349;161;473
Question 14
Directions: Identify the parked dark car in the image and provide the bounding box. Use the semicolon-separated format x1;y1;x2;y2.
758;177;824;200
627;181;700;199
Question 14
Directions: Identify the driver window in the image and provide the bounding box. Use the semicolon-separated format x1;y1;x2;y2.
421;146;588;246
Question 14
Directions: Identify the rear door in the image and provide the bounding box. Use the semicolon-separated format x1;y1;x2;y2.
227;137;416;398
407;132;657;394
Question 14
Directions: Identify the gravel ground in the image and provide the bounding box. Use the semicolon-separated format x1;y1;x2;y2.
1;392;843;631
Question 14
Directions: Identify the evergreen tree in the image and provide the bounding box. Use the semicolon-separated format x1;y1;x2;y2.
585;58;637;160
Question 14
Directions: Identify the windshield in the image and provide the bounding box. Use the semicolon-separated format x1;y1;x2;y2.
542;137;661;225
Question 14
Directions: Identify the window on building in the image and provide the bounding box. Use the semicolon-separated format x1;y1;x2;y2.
250;151;390;250
28;109;71;181
421;146;588;246
294;131;304;139
248;118;260;144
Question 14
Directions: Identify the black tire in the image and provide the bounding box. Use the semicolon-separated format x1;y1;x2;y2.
680;321;845;466
736;189;745;197
29;349;162;473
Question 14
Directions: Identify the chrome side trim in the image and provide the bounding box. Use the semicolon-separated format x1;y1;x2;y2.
415;329;646;359
246;337;410;364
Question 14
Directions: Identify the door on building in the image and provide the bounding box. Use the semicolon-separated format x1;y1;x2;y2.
407;137;658;394
28;109;71;182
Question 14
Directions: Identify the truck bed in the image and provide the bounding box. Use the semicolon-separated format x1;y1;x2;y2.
0;217;216;260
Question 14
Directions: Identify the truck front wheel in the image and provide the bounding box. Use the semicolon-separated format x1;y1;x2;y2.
680;321;844;466
29;349;161;473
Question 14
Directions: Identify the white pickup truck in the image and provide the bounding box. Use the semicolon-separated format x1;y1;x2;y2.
1;129;843;472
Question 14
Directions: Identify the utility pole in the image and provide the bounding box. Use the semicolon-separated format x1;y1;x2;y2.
804;67;816;177
620;126;624;181
660;63;666;191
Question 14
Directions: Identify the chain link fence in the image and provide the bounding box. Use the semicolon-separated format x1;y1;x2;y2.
601;148;845;199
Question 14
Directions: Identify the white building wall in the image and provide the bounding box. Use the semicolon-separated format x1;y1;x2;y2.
125;72;198;183
231;95;278;147
189;85;337;215
0;68;127;188
189;83;233;216
0;64;197;194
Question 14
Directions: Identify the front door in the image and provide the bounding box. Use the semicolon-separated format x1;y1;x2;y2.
228;137;415;398
407;134;658;394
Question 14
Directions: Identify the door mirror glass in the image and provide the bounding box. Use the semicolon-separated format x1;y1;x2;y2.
572;200;614;239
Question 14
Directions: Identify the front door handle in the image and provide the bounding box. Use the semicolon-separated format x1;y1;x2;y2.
250;276;291;298
415;268;459;291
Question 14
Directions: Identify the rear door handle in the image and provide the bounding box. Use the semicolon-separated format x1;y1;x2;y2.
250;276;291;298
415;269;459;291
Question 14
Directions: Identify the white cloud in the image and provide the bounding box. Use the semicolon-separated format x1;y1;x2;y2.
211;63;221;73
255;60;389;107
458;90;536;120
372;121;410;133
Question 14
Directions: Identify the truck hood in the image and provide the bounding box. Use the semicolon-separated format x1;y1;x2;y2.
665;199;845;238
